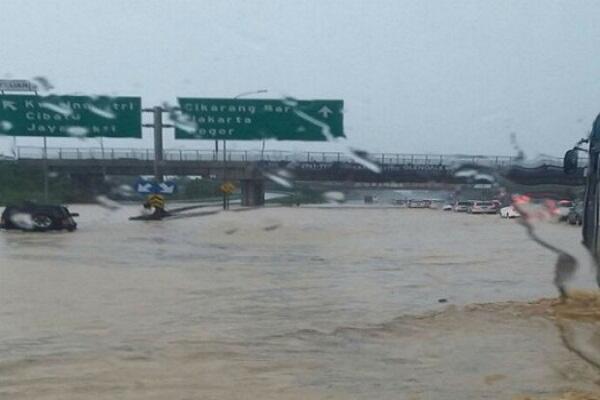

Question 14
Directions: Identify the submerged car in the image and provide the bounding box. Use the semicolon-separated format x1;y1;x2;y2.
0;203;78;232
499;205;520;219
468;201;497;214
427;199;444;209
453;200;473;212
555;200;574;221
408;199;430;208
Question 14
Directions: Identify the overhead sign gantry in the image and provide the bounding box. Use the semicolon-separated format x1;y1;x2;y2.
175;98;344;141
0;94;141;138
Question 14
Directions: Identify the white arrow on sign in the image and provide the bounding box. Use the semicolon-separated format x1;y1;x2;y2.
137;183;153;193
158;182;175;194
318;106;332;118
2;100;17;111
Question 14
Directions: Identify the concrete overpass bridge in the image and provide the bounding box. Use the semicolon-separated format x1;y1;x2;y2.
1;146;583;205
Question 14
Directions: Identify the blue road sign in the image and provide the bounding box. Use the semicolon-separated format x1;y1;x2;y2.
156;181;176;194
135;179;177;195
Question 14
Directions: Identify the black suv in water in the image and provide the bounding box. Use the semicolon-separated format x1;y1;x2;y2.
0;203;78;232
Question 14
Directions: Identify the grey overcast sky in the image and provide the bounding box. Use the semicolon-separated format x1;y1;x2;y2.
1;0;600;157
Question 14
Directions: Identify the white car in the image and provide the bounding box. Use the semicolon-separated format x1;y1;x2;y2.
454;201;473;212
468;201;497;214
427;199;445;209
408;199;429;208
500;205;520;218
556;200;573;221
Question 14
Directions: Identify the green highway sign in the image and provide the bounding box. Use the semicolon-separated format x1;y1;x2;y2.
175;98;344;141
0;94;141;138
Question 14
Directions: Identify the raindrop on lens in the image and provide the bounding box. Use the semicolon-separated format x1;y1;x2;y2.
39;102;73;117
0;120;13;133
454;169;478;178
323;191;345;203
88;105;116;119
9;213;34;230
66;126;89;138
282;97;299;107
95;195;121;210
347;148;382;173
32;76;54;91
265;172;293;188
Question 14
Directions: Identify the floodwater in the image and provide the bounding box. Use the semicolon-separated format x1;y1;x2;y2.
1;205;599;399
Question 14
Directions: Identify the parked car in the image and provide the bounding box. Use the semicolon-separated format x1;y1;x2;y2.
567;202;583;225
468;201;497;214
0;203;78;232
408;199;430;208
442;204;453;211
499;205;520;219
454;200;473;212
427;199;444;209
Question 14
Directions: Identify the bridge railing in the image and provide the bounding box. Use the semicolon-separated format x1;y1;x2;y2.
15;147;157;161
14;146;299;162
11;146;564;167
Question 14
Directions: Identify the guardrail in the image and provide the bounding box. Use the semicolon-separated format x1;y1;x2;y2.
10;146;564;167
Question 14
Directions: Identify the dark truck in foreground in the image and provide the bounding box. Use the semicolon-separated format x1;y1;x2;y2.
0;203;78;232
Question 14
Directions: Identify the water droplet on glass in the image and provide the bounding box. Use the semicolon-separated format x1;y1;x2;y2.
164;103;198;133
32;76;54;91
292;109;334;141
276;169;292;178
9;213;34;230
116;184;135;197
88;105;116;119
509;132;526;163
282;97;299;107
454;169;478;178
95;195;121;211
0;120;13;133
39;102;73;117
347;148;382;173
175;119;198;134
323;191;345;203
264;172;293;188
66;126;89;138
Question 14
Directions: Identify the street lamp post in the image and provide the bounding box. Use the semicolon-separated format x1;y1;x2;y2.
217;89;268;161
232;89;268;161
221;89;268;210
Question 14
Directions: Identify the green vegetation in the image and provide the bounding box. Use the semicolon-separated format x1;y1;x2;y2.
0;163;237;205
0;162;79;205
171;177;222;200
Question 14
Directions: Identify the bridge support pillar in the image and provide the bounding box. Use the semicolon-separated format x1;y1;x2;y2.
70;173;107;201
240;179;265;207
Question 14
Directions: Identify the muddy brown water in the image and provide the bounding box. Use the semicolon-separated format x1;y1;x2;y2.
1;205;599;399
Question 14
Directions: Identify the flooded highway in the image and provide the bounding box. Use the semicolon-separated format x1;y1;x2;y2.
1;205;599;399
